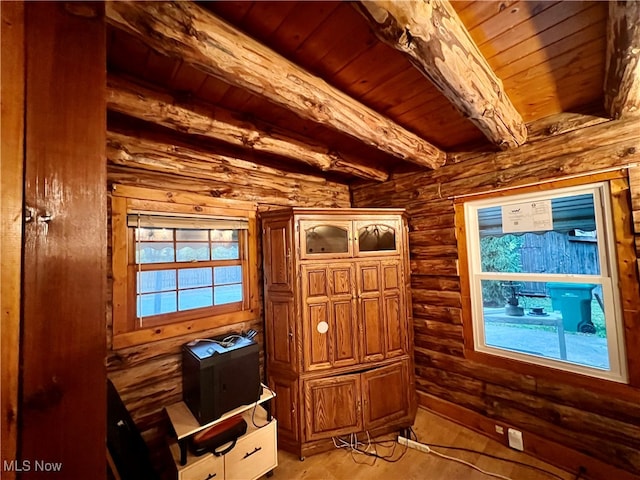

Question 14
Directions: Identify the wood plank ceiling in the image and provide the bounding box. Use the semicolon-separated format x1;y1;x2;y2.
106;1;638;183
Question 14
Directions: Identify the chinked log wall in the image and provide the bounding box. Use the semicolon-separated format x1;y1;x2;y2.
105;124;351;471
351;115;640;479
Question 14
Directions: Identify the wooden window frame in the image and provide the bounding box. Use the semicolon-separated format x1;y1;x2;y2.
111;185;259;349
455;171;640;394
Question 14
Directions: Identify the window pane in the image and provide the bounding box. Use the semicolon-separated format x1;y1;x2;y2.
211;229;238;242
214;266;242;285
179;287;213;311
215;284;242;305
479;235;523;273
138;292;176;317
137;242;175;263
136;227;173;242
176;242;210;262
178;267;212;289
138;270;176;293
176;229;209;241
480;279;610;371
211;242;239;260
478;194;600;275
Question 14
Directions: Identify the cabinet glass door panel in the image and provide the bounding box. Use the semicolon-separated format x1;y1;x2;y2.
299;220;352;259
354;220;400;256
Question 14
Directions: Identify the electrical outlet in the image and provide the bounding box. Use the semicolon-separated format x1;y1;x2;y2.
507;428;524;451
495;425;504;435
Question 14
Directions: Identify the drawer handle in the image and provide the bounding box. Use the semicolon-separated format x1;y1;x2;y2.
205;474;217;480
243;446;262;459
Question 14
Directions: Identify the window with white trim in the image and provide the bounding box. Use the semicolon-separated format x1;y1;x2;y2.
111;186;258;349
462;182;627;382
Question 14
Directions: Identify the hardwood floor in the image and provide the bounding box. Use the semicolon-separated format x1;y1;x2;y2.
270;407;572;480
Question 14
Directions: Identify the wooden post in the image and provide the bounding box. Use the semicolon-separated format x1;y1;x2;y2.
1;3;25;478
21;2;107;477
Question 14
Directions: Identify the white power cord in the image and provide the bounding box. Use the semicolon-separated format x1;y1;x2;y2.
332;432;375;456
429;448;514;480
398;436;514;480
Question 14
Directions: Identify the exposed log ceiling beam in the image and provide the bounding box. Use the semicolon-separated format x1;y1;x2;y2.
355;0;527;150
106;129;344;192
605;0;640;119
105;1;445;169
107;75;389;182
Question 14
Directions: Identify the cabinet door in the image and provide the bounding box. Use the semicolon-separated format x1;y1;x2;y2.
356;262;385;362
301;264;358;371
354;219;400;256
299;220;353;259
381;261;406;358
303;374;362;441
362;361;410;431
265;295;298;372
269;376;299;443
263;217;294;292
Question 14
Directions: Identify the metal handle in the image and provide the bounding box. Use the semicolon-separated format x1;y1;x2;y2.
24;206;53;224
243;446;262;459
25;206;36;223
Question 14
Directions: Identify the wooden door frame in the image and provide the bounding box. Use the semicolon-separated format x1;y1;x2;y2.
19;2;107;477
1;3;25;477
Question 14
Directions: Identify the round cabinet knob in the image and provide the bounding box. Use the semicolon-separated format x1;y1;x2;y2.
316;321;329;334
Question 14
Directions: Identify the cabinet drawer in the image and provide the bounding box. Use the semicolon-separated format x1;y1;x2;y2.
225;419;277;480
178;453;224;480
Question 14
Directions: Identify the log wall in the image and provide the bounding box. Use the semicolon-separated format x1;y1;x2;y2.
351;115;640;478
105;125;351;474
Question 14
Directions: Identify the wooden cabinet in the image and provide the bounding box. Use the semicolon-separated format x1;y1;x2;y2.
262;208;416;458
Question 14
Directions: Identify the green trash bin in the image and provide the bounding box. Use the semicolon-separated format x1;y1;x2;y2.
547;283;597;332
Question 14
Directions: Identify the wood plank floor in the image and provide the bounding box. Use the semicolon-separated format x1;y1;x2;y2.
270;407;572;480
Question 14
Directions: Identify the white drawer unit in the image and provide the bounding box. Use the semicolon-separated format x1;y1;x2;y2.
167;385;277;480
225;419;277;480
175;452;223;480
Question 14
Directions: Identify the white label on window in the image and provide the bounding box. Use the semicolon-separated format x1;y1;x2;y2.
317;321;329;334
502;199;552;233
